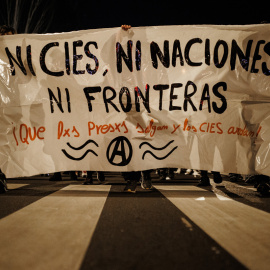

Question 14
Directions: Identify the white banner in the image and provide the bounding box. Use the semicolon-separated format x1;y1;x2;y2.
0;25;270;177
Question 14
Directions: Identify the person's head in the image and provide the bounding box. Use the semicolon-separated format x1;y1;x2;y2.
0;25;16;36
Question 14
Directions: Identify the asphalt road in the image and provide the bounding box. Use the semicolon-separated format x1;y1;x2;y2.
0;171;269;270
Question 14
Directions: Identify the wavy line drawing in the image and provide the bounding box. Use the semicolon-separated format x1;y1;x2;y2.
62;149;98;161
67;140;99;150
142;146;178;160
139;140;174;150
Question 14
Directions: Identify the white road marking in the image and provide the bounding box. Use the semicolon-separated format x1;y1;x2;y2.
195;197;205;201
155;185;270;270
0;184;111;270
240;186;257;192
215;193;232;201
7;183;29;190
181;217;193;231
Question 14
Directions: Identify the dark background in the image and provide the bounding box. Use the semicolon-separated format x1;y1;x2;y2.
0;0;269;34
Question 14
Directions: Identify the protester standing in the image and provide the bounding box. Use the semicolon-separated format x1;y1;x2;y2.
0;25;16;193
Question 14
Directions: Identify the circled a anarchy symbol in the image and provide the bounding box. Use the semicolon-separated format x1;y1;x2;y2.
106;136;133;166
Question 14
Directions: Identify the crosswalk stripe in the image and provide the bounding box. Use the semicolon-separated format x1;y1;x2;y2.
79;184;245;269
7;183;29;190
0;184;111;270
154;184;270;270
240;186;257;192
0;181;269;269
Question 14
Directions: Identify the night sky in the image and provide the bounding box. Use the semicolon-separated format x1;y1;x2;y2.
0;0;269;34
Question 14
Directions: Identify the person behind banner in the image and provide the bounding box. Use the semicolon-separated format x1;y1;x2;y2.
49;171;78;181
120;24;140;193
159;168;178;181
0;25;16;193
119;24;154;193
198;170;222;186
83;171;106;185
123;170;153;193
0;25;16;35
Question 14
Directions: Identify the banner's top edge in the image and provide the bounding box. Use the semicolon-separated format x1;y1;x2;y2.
0;24;269;39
